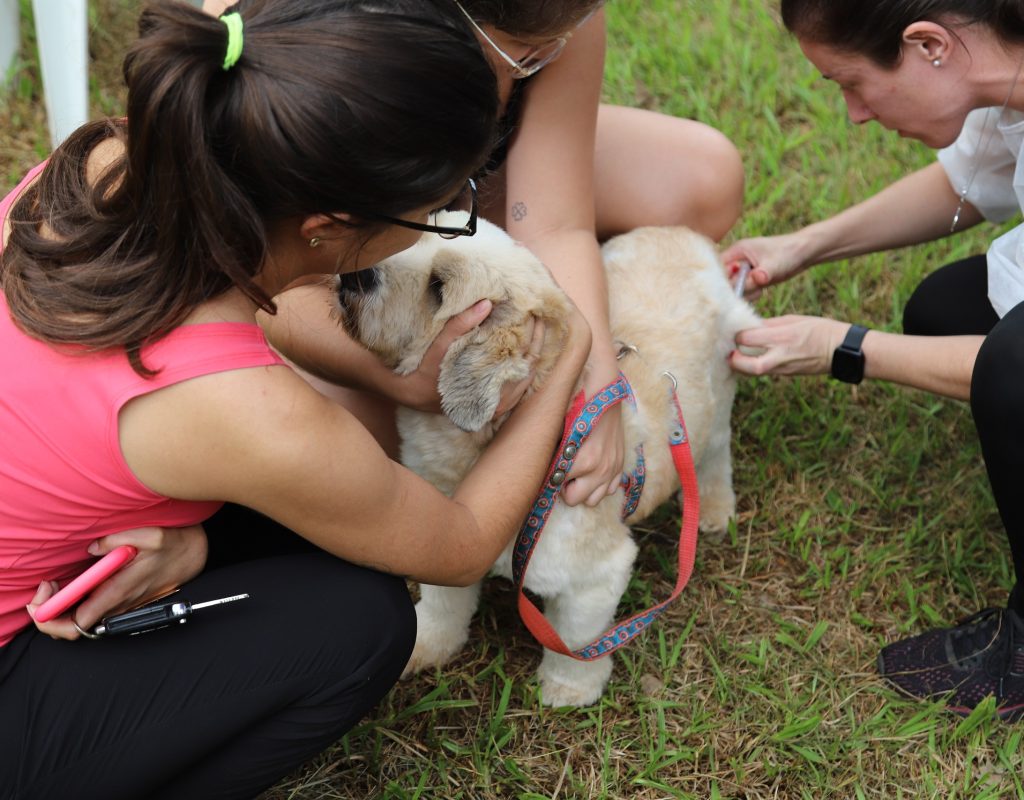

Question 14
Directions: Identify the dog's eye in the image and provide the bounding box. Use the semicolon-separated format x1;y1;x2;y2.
427;272;444;305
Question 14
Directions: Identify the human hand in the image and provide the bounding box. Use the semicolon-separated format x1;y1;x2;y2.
396;299;494;413
400;300;551;419
508;303;591;409
728;315;850;377
720;232;814;300
491;317;547;418
560;354;625;508
25;525;209;640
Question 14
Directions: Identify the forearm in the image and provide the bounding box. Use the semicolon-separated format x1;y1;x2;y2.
259;282;403;399
862;330;981;400
504;18;608;368
528;229;617;367
283;314;590;588
797;162;983;267
733;315;980;400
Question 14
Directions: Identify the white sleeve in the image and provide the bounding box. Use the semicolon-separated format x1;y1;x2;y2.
937;107;1019;223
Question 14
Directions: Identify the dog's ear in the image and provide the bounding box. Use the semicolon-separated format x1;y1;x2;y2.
437;301;534;432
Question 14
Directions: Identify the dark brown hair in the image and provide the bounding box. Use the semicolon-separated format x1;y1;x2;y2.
454;0;603;40
781;0;1024;67
1;0;497;373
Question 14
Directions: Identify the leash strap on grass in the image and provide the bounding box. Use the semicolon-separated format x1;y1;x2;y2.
513;373;700;661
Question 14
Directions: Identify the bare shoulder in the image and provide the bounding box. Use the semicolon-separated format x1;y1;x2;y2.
118;359;377;503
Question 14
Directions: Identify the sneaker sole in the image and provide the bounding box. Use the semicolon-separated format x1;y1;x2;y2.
879;651;1024;723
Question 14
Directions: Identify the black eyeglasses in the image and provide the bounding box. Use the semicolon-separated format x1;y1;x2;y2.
362;178;478;239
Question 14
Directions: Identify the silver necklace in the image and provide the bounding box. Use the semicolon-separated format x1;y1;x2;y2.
951;53;1024;233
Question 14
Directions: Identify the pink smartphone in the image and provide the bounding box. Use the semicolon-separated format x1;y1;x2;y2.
33;545;138;623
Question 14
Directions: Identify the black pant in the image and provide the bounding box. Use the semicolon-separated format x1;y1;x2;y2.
0;506;415;800
903;254;1024;611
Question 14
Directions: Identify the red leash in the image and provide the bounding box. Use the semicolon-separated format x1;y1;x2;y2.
512;373;700;660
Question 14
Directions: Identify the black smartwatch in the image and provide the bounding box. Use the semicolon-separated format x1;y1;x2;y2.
830;324;869;384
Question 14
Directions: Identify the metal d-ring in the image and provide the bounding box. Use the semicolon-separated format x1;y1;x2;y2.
72;615;102;640
615;342;639;361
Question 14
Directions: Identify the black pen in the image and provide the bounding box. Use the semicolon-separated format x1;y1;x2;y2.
92;594;249;637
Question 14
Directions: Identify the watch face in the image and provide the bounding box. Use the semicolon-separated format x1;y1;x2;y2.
832;348;865;384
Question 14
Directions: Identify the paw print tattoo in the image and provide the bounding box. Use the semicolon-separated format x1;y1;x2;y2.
511;202;528;222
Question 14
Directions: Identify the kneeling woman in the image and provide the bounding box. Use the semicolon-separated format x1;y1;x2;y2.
0;2;589;798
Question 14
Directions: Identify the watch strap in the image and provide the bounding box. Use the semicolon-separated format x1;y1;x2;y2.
839;324;869;353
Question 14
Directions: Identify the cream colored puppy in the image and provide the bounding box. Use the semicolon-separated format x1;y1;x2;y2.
336;214;758;707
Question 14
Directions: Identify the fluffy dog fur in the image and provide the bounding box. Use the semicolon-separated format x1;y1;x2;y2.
336;214;759;707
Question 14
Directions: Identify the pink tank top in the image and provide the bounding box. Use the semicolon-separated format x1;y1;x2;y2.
0;164;287;645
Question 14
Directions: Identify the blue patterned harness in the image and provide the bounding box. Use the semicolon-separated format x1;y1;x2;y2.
512;371;700;660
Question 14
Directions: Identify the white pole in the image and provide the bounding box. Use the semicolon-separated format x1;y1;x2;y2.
31;0;89;149
0;0;19;87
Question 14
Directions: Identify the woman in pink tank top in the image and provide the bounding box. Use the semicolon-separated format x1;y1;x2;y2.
0;2;589;798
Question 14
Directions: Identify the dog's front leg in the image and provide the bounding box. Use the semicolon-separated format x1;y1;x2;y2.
403;582;482;677
535;536;638;707
695;411;737;534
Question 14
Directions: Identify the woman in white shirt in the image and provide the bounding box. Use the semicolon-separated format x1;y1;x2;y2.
724;0;1024;721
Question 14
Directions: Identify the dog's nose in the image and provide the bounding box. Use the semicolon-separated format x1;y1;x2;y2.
337;267;381;296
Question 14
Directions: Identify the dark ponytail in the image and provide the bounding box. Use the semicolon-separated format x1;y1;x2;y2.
781;0;1024;67
2;0;497;373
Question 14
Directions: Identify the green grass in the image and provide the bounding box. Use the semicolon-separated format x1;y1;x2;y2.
4;1;1024;798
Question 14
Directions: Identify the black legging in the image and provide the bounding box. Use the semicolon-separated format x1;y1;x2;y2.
903;254;1024;612
0;506;415;800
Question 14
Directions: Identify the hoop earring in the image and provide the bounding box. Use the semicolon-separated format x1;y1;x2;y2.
309;237;322;248
932;58;942;67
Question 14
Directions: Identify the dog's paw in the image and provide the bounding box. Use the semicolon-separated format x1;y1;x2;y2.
536;654;612;707
401;611;469;678
539;674;606;707
698;506;733;535
698;487;735;534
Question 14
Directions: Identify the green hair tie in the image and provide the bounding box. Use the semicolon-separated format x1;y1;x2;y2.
221;12;244;71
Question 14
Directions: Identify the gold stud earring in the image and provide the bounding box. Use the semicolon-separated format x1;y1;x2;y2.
309;237;322;248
